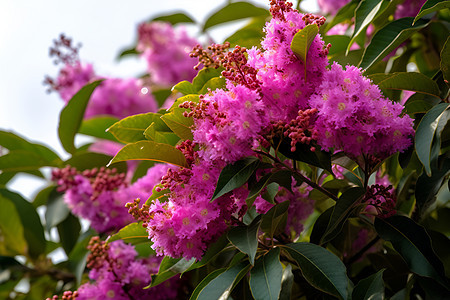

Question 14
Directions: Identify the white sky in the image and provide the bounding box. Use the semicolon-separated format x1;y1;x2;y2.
0;0;318;198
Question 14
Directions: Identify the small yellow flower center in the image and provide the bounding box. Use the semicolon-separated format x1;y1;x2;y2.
202;173;210;181
243;121;250;129
183;218;190;225
245;101;252;109
338;103;346;110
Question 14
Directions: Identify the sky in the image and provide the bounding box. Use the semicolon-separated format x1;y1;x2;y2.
0;0;318;198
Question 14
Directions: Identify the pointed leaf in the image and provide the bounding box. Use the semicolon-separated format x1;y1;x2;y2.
352;269;385;300
192;67;224;92
197;262;251;300
108;140;187;168
161;108;194;140
212;157;260;201
57;213;81;255
107;222;150;245
359;18;429;70
45;192;70;230
189;269;227;300
58;80;104;153
415;103;450;176
248;170;293;201
65;152;127;173
374;215;448;287
250;248;283;300
228;215;261;265
290;24;319;78
79;116;119;141
279;264;294;300
186;233;230;272
0;195;27;256
368;72;441;98
107;112;168;143
414;0;450;24
348;0;384;53
150;257;196;287
202;2;269;31
441;36;450;86
325;0;359;32
0;150;58;172
152;12;195;25
261;201;290;238
282;242;349;300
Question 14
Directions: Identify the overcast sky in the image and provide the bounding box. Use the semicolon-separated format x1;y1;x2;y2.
0;0;318;198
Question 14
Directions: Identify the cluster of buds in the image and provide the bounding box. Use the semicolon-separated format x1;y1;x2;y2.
48;34;81;65
86;236;110;271
222;46;262;92
46;291;79;300
190;42;230;70
364;184;397;218
270;0;296;21
126;199;150;227
266;108;319;152
52;166;127;200
302;13;327;27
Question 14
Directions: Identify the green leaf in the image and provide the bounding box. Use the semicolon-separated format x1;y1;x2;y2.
359;18;429;70
161;108;194;140
202;2;269;31
107;222;149;245
282;242;349;300
79;116;119;141
212;157;260;201
150;257;196;287
247;170;293;201
0;189;45;259
65;151;127;174
0;150;57;172
250;248;283;300
325;0;359;32
117;47;139;59
352;269;385;300
441;36;450;86
0;130;61;164
348;0;384;53
261;201;290;239
196;261;251;300
0;195;27;256
45;191;70;230
152;12;195;25
192;67;224;92
107;112;167;143
279;264;294;300
186;233;230;272
290;24;319;79
310;207;334;245
374;215;448;287
228;215;261;265
58;80;104;153
57;213;81;255
189;269;226;300
322;187;366;244
415;103;450;176
68;230;95;285
108;140;187;168
225;17;266;48
323;35;351;56
173;81;197;95
414;0;450;24
368;72;441;98
144;123;180;146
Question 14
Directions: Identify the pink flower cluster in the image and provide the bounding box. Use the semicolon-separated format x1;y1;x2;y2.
52;164;169;233
317;0;350;15
309;63;414;161
77;238;180;300
137;21;199;86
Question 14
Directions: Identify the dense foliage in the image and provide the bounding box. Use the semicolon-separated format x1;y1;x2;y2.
1;0;449;299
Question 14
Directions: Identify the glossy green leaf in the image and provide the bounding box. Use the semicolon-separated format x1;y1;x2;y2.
68;230;95;285
144;123;179;146
45;192;70;230
33;185;57;208
352;269;385;300
57;213;81;255
79;116;119;141
58;80;103;153
161;107;194;140
261;201;290;239
186;233;230;272
415;103;450;176
0;195;27;256
0;150;57;172
359;18;428;70
348;0;384;53
228;215;261;265
107;222;150;245
108;140;187;168
225;17;266;48
189;268;226;300
323;35;351;55
325;0;359;32
196;261;251;300
198;76;226;94
65;151;127;174
250;248;283;300
173;81;197;95
117;47;139;59
441;36;450;86
290;24;319;78
322;187;365;244
374;215;447;286
212;157;260;201
150;257;196;287
107;112;167;143
0;189;45;259
202;2;269;31
0;130;61;164
152;12;195;25
282;242;349;300
310;207;334;245
279;264;294;300
414;0;450;24
248;170;292;201
368;72;441;98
